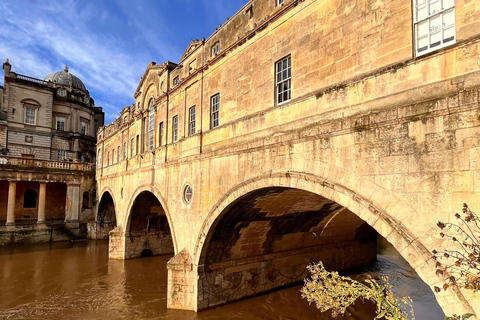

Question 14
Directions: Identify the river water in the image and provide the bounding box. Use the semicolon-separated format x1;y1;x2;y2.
0;239;445;320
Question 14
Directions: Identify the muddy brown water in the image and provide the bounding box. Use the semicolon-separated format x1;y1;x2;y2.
0;239;444;319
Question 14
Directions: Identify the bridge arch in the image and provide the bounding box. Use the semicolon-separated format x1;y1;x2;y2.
193;170;471;314
95;188;117;239
121;184;176;258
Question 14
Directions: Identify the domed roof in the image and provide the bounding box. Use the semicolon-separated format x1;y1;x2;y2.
44;66;87;92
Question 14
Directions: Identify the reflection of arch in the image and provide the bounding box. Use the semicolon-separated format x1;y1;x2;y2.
125;184;177;253
194;171;470;314
23;189;37;208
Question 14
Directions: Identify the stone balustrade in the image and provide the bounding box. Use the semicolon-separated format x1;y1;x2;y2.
0;156;95;171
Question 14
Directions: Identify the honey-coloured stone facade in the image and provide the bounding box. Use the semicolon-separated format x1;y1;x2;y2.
97;0;480;315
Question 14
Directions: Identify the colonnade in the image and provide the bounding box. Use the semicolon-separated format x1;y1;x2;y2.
4;181;80;228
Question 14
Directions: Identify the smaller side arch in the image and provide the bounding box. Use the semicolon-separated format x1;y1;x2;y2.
97;186;117;222
123;183;178;255
94;188;118;240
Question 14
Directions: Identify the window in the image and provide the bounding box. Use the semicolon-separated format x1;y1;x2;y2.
82;191;90;209
143;117;148;153
57;149;66;161
56;116;66;131
184;184;193;204
81;121;87;135
413;0;455;56
107;151;110;166
277;0;285;5
189;60;196;74
24;189;37;208
98;149;102;167
211;42;220;56
189;106;196;136
148;99;155;151
159;122;164;146
173;76;179;86
112;149;115;164
123;142;127;160
136;135;139;155
25;107;36;125
160;81;164;91
276;56;291;104
172;115;178;143
130;138;134;157
117;146;120;163
210;94;220;129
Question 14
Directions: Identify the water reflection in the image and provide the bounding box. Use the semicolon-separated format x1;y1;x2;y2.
0;239;444;319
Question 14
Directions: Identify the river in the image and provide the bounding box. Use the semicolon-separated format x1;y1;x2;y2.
0;239;445;319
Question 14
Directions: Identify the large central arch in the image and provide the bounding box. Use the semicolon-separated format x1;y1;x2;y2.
190;171;473;315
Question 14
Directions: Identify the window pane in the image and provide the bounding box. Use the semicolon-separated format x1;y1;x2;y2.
443;0;454;10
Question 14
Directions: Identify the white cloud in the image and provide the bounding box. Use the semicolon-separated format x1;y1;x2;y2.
0;0;248;124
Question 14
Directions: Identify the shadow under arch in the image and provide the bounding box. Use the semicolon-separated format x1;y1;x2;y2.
193;171;472;315
95;189;118;240
122;184;177;258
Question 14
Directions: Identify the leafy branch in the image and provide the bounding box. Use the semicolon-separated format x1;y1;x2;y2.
301;261;415;320
433;203;480;293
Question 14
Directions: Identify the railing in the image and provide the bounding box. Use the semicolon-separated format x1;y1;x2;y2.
0;156;95;171
15;74;48;86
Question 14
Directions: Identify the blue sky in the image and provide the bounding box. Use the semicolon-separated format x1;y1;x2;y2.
0;0;247;123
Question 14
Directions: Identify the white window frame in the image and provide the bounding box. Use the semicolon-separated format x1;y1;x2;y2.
173;76;179;86
56;116;66;131
81;121;87;135
25;107;36;125
210;94;220;129
277;0;285;5
211;42;220;56
276;56;291;105
413;0;455;57
172;115;178;143
148;100;155;151
159;121;164;146
57;149;66;161
189;106;196;136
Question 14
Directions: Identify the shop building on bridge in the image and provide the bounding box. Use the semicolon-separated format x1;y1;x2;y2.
0;60;104;244
96;0;480;316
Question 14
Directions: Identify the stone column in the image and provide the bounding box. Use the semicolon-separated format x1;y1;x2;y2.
167;249;197;311
6;181;16;228
37;182;47;227
65;183;80;227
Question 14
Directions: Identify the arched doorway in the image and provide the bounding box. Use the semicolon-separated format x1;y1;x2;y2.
197;187;377;310
124;191;174;259
96;191;117;239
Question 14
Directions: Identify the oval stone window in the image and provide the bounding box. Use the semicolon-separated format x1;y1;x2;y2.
184;185;193;204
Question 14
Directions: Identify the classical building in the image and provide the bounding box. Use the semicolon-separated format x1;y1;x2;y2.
0;60;104;244
97;0;480;315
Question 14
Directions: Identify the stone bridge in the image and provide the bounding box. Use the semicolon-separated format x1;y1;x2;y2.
95;0;480;315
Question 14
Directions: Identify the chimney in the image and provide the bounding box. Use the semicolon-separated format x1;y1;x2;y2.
3;58;11;74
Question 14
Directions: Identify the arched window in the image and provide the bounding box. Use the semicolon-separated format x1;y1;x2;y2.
148;98;155;151
24;189;37;208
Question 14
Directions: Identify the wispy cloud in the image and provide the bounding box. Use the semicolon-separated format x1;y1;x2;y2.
0;0;248;124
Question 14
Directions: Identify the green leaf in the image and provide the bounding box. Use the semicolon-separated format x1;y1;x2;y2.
461;314;475;320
